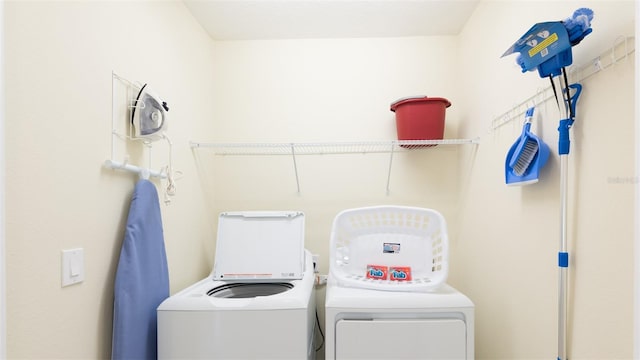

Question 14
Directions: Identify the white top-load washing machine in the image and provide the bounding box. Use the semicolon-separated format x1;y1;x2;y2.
324;206;474;360
157;211;317;359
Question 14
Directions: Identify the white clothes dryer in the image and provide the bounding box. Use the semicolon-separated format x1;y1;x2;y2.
324;206;474;360
157;211;317;359
325;279;474;359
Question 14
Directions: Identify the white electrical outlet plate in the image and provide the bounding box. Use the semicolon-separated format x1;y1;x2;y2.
62;248;84;287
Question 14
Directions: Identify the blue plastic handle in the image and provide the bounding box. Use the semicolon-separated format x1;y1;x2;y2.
565;83;582;119
558;119;574;155
557;83;582;155
558;252;569;267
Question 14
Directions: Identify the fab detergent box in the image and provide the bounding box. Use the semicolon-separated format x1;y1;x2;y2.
366;264;388;280
389;266;412;281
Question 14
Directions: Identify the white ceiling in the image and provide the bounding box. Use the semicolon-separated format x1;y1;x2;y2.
183;0;480;40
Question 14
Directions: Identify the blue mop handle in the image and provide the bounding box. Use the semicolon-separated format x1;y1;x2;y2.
557;83;582;155
558;119;574;155
556;82;581;360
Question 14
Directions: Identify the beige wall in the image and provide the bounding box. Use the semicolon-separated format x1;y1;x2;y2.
455;1;635;359
203;35;462;270
5;1;216;358
2;0;637;359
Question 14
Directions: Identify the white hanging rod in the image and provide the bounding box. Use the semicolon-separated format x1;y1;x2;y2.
491;35;635;131
103;160;167;179
190;138;479;156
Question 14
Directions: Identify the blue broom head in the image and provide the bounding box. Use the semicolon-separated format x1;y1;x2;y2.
531;8;593;78
504;8;594;77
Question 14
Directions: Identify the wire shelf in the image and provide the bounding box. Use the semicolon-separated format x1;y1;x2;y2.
190;139;479;156
190;139;479;194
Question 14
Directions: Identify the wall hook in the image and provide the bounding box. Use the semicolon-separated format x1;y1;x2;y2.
139;168;150;180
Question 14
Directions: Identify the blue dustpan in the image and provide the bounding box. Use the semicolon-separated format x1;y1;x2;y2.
505;108;550;186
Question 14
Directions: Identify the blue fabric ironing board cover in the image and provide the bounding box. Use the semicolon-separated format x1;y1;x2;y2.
112;180;169;360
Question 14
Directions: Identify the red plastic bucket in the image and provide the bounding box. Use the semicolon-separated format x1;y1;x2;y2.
390;96;451;142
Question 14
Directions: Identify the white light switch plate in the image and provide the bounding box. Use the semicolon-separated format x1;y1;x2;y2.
62;248;84;287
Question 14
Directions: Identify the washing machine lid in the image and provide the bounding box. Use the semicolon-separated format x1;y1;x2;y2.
213;211;305;281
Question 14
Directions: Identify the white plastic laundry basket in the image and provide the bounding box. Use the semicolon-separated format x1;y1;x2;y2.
329;205;448;292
